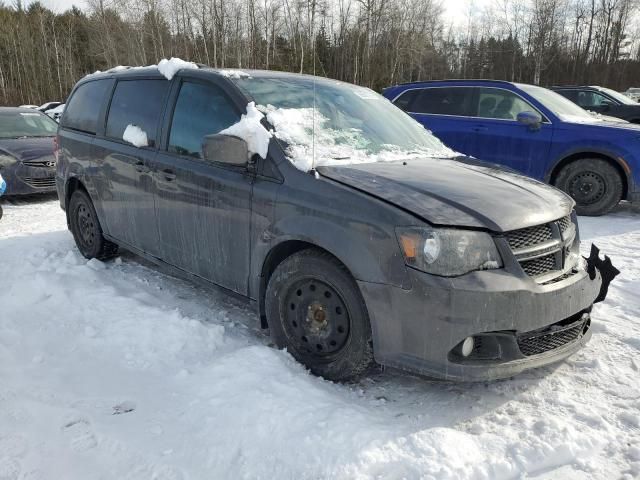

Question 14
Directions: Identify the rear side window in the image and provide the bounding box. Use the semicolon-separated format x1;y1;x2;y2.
168;82;240;158
62;79;111;134
411;87;475;116
106;80;168;147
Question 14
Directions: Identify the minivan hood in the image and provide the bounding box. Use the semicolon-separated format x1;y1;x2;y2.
0;137;55;162
317;158;574;232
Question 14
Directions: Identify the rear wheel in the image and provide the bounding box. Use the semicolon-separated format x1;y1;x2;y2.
265;249;374;381
554;158;623;216
68;189;118;259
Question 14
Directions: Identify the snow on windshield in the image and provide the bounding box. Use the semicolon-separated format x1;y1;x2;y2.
219;102;272;159
232;76;457;172
261;104;456;172
123;124;148;147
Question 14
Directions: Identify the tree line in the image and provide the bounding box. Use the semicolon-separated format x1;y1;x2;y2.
0;0;638;106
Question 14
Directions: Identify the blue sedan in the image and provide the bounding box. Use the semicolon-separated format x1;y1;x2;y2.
383;80;640;215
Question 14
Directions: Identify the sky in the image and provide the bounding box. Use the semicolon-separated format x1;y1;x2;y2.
35;0;494;26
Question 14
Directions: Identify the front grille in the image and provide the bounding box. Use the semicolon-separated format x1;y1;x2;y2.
517;316;588;356
504;213;576;280
557;215;572;233
505;224;552;250
22;160;56;168
23;176;56;188
520;254;556;276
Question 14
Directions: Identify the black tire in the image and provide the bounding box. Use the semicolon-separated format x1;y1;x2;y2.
265;249;374;381
554;158;623;216
68;189;118;260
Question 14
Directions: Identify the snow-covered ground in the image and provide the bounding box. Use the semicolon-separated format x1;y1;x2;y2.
0;195;639;480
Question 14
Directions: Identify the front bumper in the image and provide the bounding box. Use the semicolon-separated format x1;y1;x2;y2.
0;162;57;195
359;255;606;381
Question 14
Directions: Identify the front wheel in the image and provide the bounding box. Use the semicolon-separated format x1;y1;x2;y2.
265;249;374;381
68;189;118;259
554;158;623;216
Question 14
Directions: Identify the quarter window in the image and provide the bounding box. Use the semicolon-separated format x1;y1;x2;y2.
62;79;112;134
106;80;168;147
410;87;475;116
392;90;419;111
475;88;535;121
168;82;239;158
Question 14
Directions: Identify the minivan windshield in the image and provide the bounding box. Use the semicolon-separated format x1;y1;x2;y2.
518;84;596;122
233;75;456;171
0;111;58;139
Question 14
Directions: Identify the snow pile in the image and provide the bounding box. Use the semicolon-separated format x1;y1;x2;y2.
261;104;456;172
122;124;148;148
157;57;198;80
220;102;272;159
218;69;251;79
0;198;639;479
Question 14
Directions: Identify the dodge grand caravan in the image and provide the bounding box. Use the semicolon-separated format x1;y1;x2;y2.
55;65;617;381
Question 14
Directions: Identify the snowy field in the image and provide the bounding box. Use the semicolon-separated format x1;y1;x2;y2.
0;194;639;480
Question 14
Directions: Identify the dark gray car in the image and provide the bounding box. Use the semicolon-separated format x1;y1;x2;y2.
55;67;616;381
0;108;58;195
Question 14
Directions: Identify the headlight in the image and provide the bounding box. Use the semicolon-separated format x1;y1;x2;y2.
396;227;503;276
0;154;17;169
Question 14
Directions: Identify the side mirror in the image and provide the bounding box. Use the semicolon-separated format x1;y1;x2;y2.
202;134;249;166
600;101;613;111
517;111;542;130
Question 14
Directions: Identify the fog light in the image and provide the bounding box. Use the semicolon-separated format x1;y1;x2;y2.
461;336;474;357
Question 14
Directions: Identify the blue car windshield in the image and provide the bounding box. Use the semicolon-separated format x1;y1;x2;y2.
518;84;595;121
0;111;58;139
232;75;456;171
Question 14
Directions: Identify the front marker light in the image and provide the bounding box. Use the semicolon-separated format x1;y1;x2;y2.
396;227;503;277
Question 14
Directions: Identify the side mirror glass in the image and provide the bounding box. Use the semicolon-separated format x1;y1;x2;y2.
202;134;249;166
517;111;542;129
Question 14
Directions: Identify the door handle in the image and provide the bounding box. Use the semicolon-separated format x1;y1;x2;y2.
162;168;177;181
472;125;488;132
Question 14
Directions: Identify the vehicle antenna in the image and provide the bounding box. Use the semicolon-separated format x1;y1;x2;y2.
311;12;317;175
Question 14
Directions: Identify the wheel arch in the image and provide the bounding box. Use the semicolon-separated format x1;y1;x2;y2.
547;151;630;200
257;240;355;330
64;176;89;227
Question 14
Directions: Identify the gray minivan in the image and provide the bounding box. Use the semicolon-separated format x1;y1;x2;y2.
55;65;616;381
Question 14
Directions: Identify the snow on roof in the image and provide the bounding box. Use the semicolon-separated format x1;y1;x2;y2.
122;124;148;148
157;58;198;80
83;57;198;81
220;102;272;159
218;69;251;79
